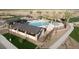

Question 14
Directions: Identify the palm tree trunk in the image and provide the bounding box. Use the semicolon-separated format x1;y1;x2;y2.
67;18;70;23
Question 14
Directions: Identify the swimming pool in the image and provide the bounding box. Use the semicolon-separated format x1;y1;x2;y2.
29;20;49;27
28;20;64;28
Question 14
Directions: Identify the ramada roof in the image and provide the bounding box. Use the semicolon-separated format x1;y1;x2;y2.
7;19;44;35
12;23;43;35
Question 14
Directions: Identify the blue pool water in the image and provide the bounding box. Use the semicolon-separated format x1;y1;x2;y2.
29;20;49;27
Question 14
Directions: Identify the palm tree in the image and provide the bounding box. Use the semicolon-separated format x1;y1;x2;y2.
63;10;72;28
64;10;72;23
36;11;42;15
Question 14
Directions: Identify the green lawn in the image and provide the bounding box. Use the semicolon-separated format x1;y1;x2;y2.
3;33;37;49
70;27;79;42
69;17;79;23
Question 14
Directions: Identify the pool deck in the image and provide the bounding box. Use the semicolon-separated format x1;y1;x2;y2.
38;28;67;48
38;23;74;49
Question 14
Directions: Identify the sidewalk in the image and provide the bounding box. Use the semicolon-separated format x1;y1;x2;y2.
58;36;79;49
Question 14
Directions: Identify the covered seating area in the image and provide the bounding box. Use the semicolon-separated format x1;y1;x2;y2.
7;19;45;40
11;23;43;36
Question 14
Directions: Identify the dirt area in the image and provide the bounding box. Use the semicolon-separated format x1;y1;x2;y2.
0;10;79;19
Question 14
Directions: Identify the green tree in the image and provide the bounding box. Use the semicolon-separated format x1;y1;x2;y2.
29;11;33;14
62;10;72;28
64;10;72;23
36;11;42;15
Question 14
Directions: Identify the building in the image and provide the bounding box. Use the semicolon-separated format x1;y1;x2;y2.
6;19;46;41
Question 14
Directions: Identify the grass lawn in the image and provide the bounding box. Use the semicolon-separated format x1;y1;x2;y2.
69;17;79;23
3;33;37;49
70;27;79;42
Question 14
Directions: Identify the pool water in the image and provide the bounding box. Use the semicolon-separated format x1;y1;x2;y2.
29;20;49;27
3;33;37;49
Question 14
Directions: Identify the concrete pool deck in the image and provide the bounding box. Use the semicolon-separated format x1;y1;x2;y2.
38;23;74;49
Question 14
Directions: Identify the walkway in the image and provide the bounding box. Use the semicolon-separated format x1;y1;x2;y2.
58;36;79;49
49;23;74;49
40;28;67;48
39;23;74;49
0;34;17;49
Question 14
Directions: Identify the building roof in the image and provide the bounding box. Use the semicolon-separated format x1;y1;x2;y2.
7;19;44;35
12;23;43;35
